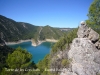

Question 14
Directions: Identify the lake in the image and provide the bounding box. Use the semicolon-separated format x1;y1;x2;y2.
8;41;54;63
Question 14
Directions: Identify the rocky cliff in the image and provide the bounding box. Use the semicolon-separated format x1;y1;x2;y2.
60;21;100;75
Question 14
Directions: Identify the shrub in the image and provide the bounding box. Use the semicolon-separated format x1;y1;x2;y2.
61;59;70;67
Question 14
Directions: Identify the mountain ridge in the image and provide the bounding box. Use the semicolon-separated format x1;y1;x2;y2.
0;15;72;46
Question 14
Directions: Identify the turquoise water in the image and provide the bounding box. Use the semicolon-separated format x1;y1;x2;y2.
8;41;54;63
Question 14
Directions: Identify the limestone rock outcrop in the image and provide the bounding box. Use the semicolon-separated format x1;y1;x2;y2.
95;39;100;50
68;38;100;75
77;22;99;43
60;21;100;75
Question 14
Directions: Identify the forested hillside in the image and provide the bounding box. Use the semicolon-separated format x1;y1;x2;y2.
0;15;40;41
0;15;71;42
39;25;64;40
0;45;14;73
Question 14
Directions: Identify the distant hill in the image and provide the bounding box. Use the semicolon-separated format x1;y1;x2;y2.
59;28;74;32
0;15;40;42
0;15;72;43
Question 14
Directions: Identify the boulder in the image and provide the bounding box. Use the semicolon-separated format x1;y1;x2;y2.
67;38;100;75
60;21;100;75
95;39;100;50
77;21;99;43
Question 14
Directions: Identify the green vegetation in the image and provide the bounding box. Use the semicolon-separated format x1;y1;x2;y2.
36;28;78;75
61;59;70;67
0;15;73;75
0;25;89;75
6;47;32;69
86;0;100;35
0;15;69;42
0;45;14;73
1;0;100;75
36;54;50;75
51;28;77;54
0;15;39;42
1;47;36;75
39;25;64;40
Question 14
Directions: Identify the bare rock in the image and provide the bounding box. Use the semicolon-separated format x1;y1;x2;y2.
95;39;100;50
68;38;100;75
60;69;77;75
88;28;99;43
77;21;99;43
60;21;100;75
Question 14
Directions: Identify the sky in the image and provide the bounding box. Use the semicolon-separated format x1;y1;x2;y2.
0;0;93;28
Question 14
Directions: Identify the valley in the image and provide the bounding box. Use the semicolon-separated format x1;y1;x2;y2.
0;0;100;75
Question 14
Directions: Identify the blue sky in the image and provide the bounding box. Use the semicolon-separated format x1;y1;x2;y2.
0;0;93;28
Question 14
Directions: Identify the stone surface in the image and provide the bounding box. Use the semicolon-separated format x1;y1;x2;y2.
77;24;99;43
95;39;100;50
60;70;77;75
60;21;100;75
60;38;100;75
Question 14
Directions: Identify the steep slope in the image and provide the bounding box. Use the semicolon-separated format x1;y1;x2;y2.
0;15;39;42
39;25;64;40
0;15;38;42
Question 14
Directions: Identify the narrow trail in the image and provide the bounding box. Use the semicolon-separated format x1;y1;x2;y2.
38;27;42;40
39;27;42;34
49;27;55;34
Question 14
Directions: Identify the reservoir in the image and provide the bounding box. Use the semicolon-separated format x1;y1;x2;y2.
8;41;54;63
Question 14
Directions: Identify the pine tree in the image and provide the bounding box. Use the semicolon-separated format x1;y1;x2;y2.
86;0;100;35
87;0;100;26
3;47;32;75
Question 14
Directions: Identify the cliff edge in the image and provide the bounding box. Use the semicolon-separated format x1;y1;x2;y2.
60;21;100;75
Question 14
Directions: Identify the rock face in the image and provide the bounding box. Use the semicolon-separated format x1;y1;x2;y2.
95;39;100;50
60;21;100;75
77;22;99;43
68;38;100;75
